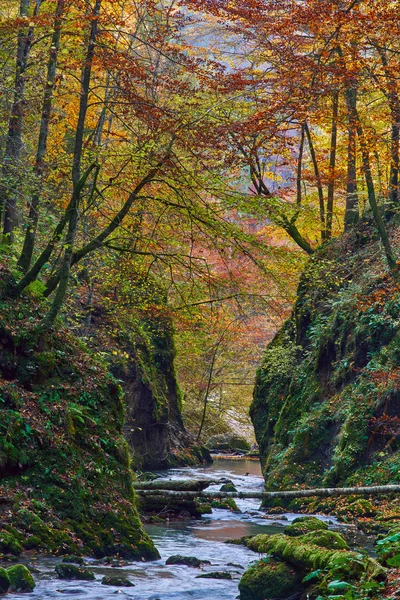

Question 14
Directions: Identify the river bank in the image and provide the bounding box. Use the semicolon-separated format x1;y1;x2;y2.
4;457;398;600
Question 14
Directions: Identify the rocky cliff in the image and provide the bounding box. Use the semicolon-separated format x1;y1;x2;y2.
251;217;400;490
0;270;158;559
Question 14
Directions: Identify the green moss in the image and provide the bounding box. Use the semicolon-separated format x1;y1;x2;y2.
246;534;386;583
284;517;328;537
211;498;240;512
0;568;10;594
251;222;400;489
101;576;134;586
0;533;22;556
300;530;349;550
220;483;237;492
239;558;303;600
55;564;95;580
7;565;35;592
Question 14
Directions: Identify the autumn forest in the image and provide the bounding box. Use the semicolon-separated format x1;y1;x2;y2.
1;1;400;599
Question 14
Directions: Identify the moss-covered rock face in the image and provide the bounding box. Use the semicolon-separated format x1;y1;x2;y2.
7;564;35;592
251;220;400;489
0;289;158;561
238;557;303;600
90;274;212;471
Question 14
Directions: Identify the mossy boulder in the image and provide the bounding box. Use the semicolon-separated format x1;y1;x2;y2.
7;564;35;592
101;576;134;586
166;555;210;567
284;517;328;537
238;558;303;600
301;530;349;550
220;483;237;492
246;534;386;582
0;568;10;594
62;555;85;565
196;572;232;579
205;434;251;453
55;563;95;580
0;533;22;556
211;499;241;512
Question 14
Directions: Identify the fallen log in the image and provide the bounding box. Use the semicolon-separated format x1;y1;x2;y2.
133;479;215;492
135;484;400;500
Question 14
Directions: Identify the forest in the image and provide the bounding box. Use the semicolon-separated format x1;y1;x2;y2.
0;1;400;599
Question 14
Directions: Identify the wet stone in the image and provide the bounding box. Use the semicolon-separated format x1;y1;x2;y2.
196;572;233;580
165;555;211;567
101;576;135;587
55;563;95;580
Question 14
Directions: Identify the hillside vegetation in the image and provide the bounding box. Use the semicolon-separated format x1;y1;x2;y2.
252;216;400;491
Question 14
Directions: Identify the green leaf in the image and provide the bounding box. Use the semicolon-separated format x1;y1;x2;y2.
327;580;354;592
302;569;322;584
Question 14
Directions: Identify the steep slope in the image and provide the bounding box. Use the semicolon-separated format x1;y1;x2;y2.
0;268;158;559
252;218;400;490
86;274;211;470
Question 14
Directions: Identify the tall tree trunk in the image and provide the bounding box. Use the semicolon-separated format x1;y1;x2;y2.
325;91;339;240
17;0;65;272
296;123;305;206
344;83;359;230
304;122;325;241
377;48;400;207
0;0;35;242
354;107;399;281
40;0;101;332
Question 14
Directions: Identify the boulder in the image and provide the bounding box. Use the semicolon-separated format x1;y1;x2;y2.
7;564;35;592
55;564;95;581
0;568;10;594
239;558;303;600
101;576;134;586
220;483;237;492
196;572;232;579
205;434;251;453
165;555;210;567
62;555;85;565
284;516;328;537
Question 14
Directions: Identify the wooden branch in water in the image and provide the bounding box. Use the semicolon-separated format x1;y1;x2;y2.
135;484;400;500
133;479;216;492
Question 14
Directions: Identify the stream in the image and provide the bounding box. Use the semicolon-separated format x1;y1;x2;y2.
11;457;350;600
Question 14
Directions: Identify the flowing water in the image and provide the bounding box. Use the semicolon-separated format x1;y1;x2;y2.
10;457;345;600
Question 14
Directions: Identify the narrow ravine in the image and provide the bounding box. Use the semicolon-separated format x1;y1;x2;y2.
10;458;344;600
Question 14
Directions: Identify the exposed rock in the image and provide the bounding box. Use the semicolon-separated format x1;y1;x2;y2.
211;499;241;512
220;483;237;492
165;555;210;567
55;564;95;581
62;555;86;565
196;572;232;579
101;576;135;587
205;434;251;454
238;558;303;600
7;564;35;592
